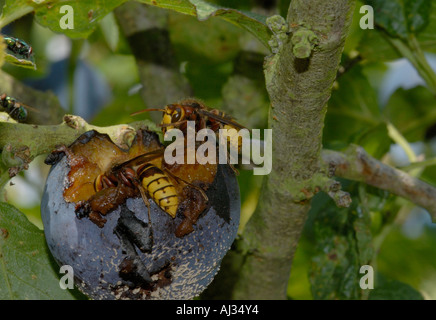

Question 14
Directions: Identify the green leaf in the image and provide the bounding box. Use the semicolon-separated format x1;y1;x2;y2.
3;52;36;70
98;12;120;52
343;2;366;54
0;0;128;38
324;65;391;157
309;184;375;300
358;8;436;62
405;0;431;33
34;1;128;39
354;124;391;159
366;0;408;39
416;9;436;53
1;0;270;48
0;202;76;300
0;0;34;29
365;0;432;39
139;0;196;15
324;66;385;150
169;13;242;64
383;86;436;141
137;0;271;48
376;220;436;295
369;274;424;300
357;2;436;94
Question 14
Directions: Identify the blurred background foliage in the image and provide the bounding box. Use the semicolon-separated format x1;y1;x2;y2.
1;0;436;299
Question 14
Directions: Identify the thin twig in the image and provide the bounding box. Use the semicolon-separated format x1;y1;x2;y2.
322;145;436;220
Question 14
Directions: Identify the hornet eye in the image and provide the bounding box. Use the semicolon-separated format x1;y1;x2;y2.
171;108;182;122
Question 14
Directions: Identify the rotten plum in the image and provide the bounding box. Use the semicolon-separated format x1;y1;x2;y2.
41;130;240;299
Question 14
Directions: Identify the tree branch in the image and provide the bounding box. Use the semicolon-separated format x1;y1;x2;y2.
0;115;156;183
217;0;357;300
322;145;436;220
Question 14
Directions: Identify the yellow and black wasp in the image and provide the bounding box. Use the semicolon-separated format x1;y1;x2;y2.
93;149;179;219
132;99;249;170
64;130;211;237
133;98;246;141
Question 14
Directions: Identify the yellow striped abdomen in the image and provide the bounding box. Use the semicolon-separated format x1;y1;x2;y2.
137;163;178;218
223;124;243;154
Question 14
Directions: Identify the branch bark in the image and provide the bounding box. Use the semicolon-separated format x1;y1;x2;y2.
0;116;156;181
207;0;357;300
322;146;436;220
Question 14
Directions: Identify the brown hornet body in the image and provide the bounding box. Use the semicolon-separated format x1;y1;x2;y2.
94;161;179;219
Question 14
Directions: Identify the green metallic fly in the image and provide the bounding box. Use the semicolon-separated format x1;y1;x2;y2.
1;35;36;69
0;93;33;122
4;35;33;59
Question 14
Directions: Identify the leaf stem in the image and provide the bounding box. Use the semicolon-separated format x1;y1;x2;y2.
386;122;417;163
401;157;436;172
386;121;424;177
